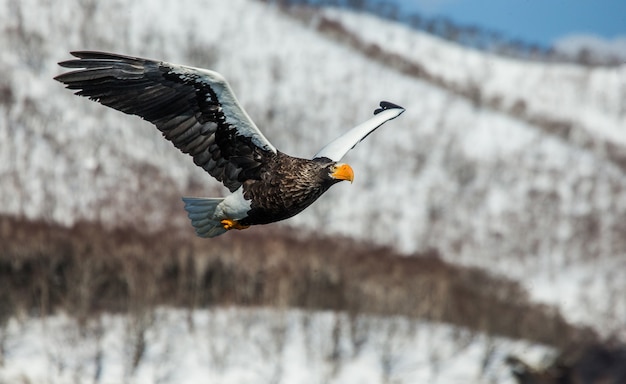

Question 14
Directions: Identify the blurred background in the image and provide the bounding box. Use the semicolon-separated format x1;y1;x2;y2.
1;0;625;382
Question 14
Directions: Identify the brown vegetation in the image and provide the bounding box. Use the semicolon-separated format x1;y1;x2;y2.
0;215;595;350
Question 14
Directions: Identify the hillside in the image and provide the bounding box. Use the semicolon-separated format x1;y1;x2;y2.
2;0;626;382
0;215;593;383
2;0;625;330
1;0;626;354
2;308;552;384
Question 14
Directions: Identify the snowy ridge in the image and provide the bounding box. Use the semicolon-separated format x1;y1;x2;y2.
320;8;626;147
0;308;551;384
1;0;625;332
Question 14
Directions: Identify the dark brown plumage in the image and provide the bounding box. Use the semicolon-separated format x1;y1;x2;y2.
54;51;404;237
241;154;341;225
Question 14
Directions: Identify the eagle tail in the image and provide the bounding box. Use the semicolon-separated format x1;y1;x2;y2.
182;197;228;238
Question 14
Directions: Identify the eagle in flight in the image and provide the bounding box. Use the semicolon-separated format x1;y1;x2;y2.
55;51;404;237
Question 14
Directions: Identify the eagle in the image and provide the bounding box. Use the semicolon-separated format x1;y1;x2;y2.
54;51;405;237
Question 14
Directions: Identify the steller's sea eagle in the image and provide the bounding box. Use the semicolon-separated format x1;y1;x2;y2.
54;51;405;237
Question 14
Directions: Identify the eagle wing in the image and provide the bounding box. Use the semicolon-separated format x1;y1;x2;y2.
54;51;277;192
313;101;405;162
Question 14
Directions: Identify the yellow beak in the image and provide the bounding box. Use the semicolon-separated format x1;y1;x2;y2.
331;163;354;183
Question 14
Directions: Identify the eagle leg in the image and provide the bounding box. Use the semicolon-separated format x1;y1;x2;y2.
220;219;250;231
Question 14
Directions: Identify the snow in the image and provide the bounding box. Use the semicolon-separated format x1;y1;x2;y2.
0;308;552;384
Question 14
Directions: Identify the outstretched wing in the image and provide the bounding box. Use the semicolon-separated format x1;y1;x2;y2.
312;101;405;162
54;51;277;192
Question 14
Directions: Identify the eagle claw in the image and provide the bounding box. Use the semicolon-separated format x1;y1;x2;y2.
221;219;250;231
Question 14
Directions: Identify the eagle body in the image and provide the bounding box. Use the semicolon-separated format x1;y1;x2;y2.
241;154;340;225
55;51;404;237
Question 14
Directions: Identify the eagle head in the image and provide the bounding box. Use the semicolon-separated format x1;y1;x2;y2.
328;163;354;184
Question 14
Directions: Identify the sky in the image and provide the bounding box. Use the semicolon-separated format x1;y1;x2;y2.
394;0;626;48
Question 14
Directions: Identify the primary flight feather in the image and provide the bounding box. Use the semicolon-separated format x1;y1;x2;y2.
55;51;404;237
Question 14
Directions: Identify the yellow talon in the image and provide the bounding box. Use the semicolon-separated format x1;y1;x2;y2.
221;219;250;231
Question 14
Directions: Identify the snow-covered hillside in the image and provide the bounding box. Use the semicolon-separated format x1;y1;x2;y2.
0;307;551;384
321;8;626;148
1;0;625;336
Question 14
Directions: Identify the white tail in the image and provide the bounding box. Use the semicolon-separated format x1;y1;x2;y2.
182;197;228;238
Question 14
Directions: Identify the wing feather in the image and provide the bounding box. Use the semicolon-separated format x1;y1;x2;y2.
313;101;405;162
55;51;276;192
